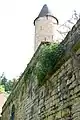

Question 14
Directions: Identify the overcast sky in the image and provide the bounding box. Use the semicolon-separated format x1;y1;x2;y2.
0;0;80;80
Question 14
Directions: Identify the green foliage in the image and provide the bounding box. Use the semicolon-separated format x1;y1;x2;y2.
5;80;13;92
21;43;65;87
0;85;5;92
24;68;32;81
0;73;15;93
35;43;65;86
72;41;80;52
1;76;7;85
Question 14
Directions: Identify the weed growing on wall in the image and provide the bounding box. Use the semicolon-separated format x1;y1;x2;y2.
23;43;65;86
35;43;65;86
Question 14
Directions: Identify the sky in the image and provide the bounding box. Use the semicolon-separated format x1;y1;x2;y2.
0;0;80;80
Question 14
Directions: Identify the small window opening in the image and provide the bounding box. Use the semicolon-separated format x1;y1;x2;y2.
45;37;46;41
10;104;15;120
46;15;48;20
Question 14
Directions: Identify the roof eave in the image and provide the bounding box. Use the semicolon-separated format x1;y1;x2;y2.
34;15;59;25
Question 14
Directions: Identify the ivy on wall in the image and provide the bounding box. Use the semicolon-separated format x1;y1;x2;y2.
35;43;65;86
23;43;65;87
24;67;32;83
72;41;80;52
23;40;80;87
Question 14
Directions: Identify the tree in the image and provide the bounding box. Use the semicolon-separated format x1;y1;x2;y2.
57;10;80;40
5;80;13;92
0;85;5;92
0;73;17;93
1;76;7;86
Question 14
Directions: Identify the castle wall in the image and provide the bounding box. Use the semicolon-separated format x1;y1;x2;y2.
1;20;80;120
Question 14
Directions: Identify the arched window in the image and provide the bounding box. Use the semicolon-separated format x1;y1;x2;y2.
11;104;15;120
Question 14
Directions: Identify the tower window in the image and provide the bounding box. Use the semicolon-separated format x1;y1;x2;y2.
46;15;48;20
45;37;46;41
52;35;53;39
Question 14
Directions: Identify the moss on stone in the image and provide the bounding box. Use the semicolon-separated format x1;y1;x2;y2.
72;41;80;52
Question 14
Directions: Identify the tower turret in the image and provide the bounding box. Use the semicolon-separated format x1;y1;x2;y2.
34;4;58;51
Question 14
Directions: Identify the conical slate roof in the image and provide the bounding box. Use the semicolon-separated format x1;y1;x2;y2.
34;4;58;25
38;4;52;17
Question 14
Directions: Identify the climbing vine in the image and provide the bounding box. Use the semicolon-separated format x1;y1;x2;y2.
35;43;65;86
72;41;80;52
24;67;33;84
23;43;65;86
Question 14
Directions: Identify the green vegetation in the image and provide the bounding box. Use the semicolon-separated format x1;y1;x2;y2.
0;73;16;93
0;85;5;92
72;41;80;52
35;43;65;86
22;43;65;86
24;67;32;83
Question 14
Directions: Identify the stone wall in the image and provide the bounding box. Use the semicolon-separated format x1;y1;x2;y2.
1;19;80;120
34;16;58;51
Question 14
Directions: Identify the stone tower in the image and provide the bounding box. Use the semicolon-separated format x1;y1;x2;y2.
34;4;58;51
